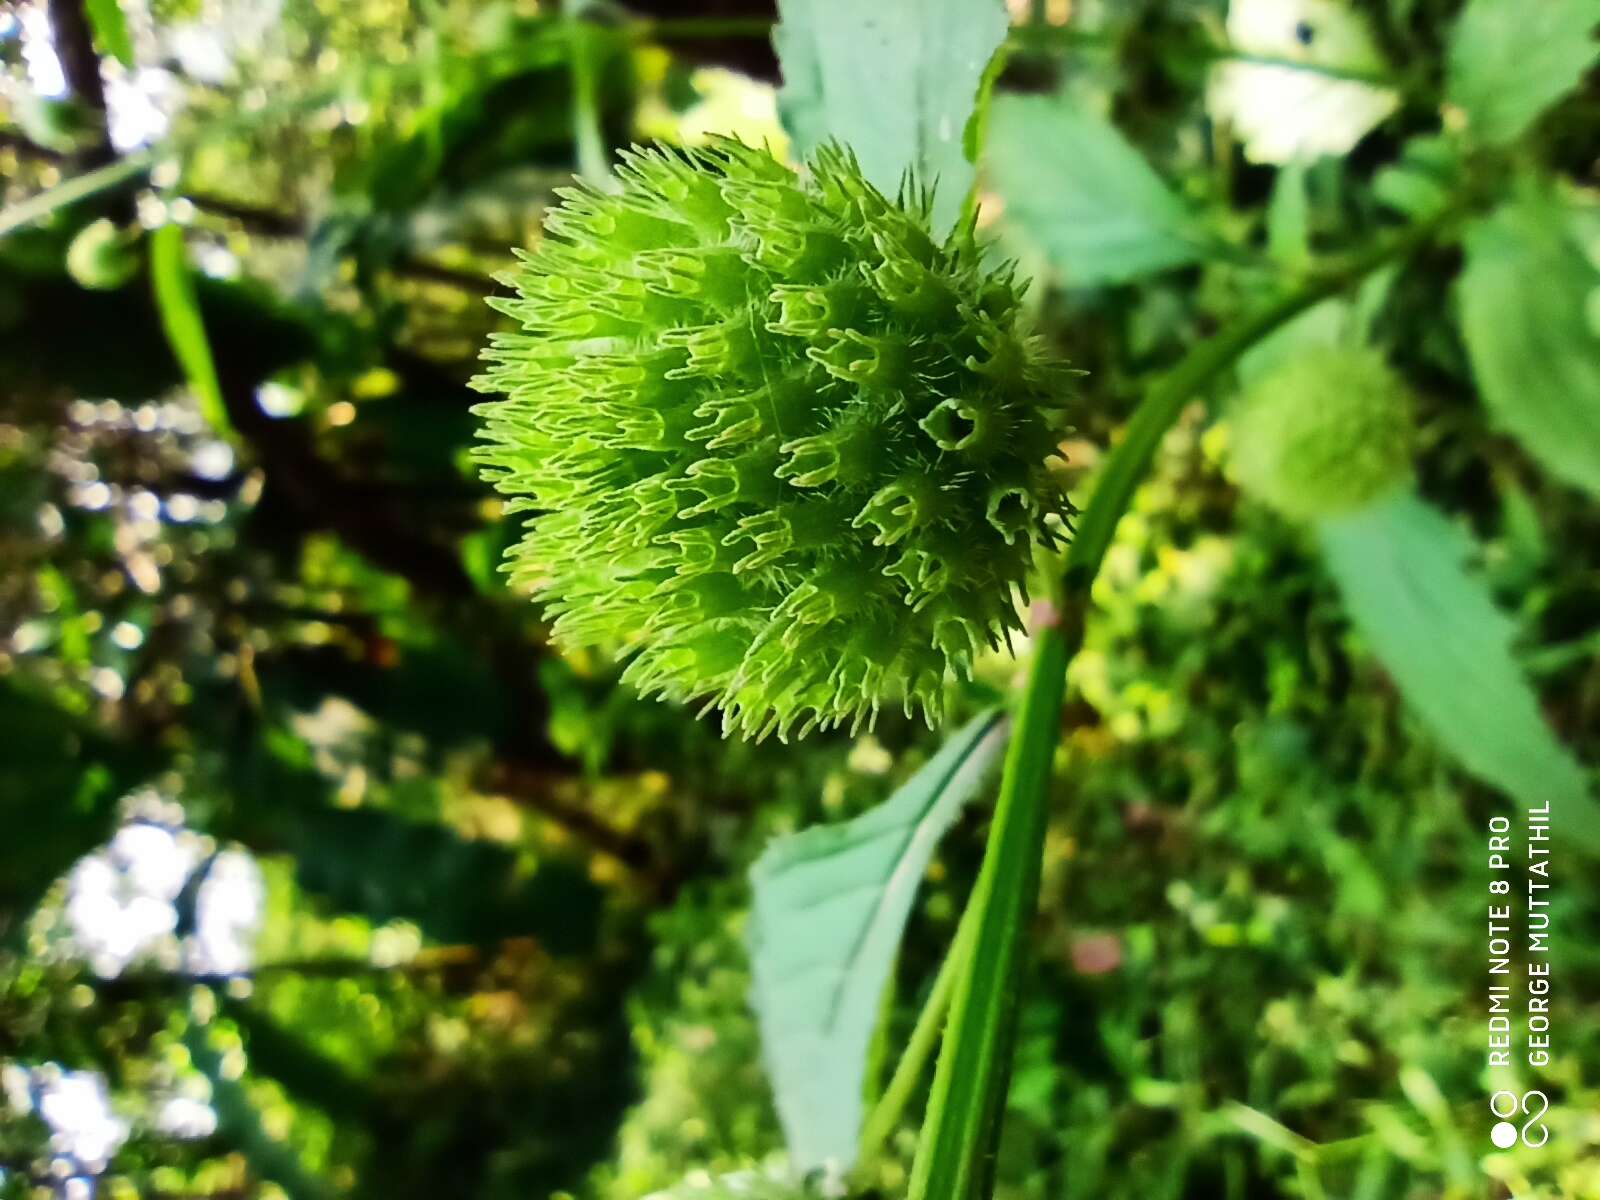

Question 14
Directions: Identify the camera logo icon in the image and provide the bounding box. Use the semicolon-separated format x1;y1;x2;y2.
1490;1090;1549;1149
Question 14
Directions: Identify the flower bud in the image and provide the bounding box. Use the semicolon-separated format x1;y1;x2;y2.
474;141;1073;739
1229;344;1414;521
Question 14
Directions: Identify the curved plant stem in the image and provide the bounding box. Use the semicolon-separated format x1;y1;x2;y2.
0;150;152;238
903;210;1458;1200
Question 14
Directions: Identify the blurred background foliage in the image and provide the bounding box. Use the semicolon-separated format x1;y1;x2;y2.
1;0;1598;1198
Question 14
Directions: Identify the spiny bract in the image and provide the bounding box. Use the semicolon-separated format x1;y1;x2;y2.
473;141;1073;740
1229;344;1414;521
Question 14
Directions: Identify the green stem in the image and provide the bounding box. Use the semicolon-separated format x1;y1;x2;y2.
0;149;152;239
903;210;1456;1200
907;617;1068;1200
565;0;609;185
857;896;976;1166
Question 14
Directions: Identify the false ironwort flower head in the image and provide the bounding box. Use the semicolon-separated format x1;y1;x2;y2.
472;140;1074;739
1229;344;1415;521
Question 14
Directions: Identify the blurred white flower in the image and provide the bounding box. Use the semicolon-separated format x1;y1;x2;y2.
194;242;242;279
291;695;377;779
65;822;199;978
189;441;236;482
62;812;263;979
111;822;201;900
18;4;67;98
155;1094;218;1140
33;1069;130;1175
163;0;285;84
168;25;234;85
105;68;179;151
187;850;265;977
255;380;305;418
1209;0;1399;163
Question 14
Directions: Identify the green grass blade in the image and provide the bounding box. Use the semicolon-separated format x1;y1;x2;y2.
84;0;134;67
0;152;153;239
149;222;233;441
564;0;609;184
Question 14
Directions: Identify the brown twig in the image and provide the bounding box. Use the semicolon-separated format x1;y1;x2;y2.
44;0;115;169
485;758;671;883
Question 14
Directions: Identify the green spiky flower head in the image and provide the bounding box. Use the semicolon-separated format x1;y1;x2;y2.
473;141;1073;739
1229;344;1414;521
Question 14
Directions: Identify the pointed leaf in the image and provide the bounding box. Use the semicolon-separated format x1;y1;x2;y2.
149;223;233;441
773;0;1008;236
1458;190;1600;498
1446;0;1600;145
988;93;1210;286
747;710;1008;1172
1318;490;1600;852
84;0;134;68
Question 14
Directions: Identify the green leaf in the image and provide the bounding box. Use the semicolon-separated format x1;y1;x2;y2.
1458;190;1600;498
1319;490;1600;853
149;223;233;440
1372;135;1463;222
1446;0;1600;145
987;93;1209;286
84;0;134;68
772;0;1008;236
746;710;1008;1172
563;0;610;184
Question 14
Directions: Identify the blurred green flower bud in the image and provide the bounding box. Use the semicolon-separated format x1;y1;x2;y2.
473;141;1074;739
66;219;141;292
1229;344;1414;520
